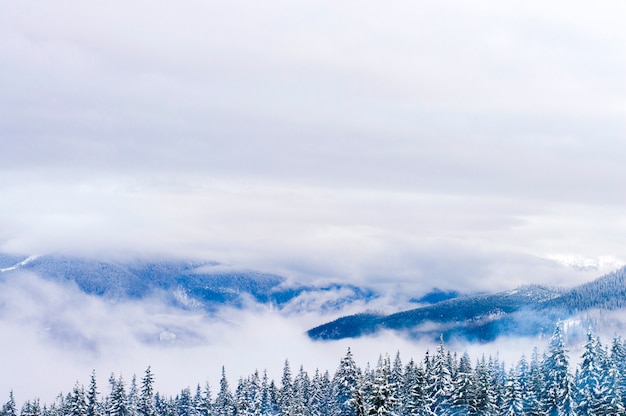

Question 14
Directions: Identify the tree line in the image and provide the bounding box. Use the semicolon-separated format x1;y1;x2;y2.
3;323;626;415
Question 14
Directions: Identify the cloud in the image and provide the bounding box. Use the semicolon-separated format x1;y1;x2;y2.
0;270;551;406
0;271;411;402
0;0;626;356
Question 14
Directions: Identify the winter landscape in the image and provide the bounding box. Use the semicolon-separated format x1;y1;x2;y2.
2;1;626;415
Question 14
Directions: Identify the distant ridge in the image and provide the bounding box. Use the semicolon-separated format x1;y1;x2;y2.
308;267;626;342
0;254;376;313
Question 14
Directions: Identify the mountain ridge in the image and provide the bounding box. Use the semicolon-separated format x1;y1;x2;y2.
307;267;626;342
0;253;377;313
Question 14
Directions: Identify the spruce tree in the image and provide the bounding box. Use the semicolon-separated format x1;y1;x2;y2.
20;399;41;416
109;376;129;416
501;368;523;416
2;392;17;416
611;336;626;410
332;348;359;416
214;367;235;416
450;351;472;415
367;355;398;416
278;360;293;415
543;323;575;416
194;383;212;416
469;356;497;416
138;367;155;416
68;383;88;416
405;365;434;416
427;336;453;415
176;387;194;416
87;370;101;416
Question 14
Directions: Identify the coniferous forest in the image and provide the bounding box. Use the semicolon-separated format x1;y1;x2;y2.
4;325;626;416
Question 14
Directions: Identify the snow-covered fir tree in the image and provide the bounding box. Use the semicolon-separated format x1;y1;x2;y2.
427;336;453;415
68;383;88;416
501;368;523;416
543;323;575;416
214;367;235;416
449;351;472;415
15;323;626;416
332;348;359;416
109;376;129;416
87;371;101;416
138;368;155;416
367;355;398;416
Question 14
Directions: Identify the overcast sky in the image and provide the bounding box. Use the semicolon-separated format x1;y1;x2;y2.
1;1;626;292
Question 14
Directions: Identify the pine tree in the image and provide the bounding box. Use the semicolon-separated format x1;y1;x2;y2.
310;369;331;416
127;376;139;416
214;367;235;416
405;365;434;416
543;323;575;416
389;352;404;415
501;368;523;416
20;399;41;416
260;370;278;415
278;360;293;415
468;356;497;416
427;336;453;415
2;392;17;416
515;355;529;413
291;365;310;415
350;370;371;416
367;354;398;416
249;371;264;416
138;367;155;416
575;330;602;415
176;387;194;416
525;348;545;416
332;348;359;416
87;370;101;416
450;351;472;415
68;383;88;416
194;383;212;416
400;359;417;416
109;376;129;416
611;336;626;410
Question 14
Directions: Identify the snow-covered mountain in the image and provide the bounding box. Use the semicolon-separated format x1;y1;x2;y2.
5;252;626;345
308;267;626;342
0;253;376;313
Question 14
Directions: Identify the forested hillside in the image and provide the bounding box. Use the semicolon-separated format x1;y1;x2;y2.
4;324;626;416
0;254;376;313
308;267;626;342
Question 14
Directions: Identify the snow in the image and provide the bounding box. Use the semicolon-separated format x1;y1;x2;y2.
546;254;625;272
0;255;38;272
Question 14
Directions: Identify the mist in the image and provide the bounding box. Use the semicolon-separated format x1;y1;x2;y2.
0;270;555;406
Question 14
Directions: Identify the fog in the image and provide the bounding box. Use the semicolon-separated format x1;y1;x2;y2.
0;271;551;405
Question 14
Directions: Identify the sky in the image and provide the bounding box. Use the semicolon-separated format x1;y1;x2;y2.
1;0;626;402
2;1;626;292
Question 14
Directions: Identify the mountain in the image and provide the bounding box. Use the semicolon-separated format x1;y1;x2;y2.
308;266;626;342
0;254;377;313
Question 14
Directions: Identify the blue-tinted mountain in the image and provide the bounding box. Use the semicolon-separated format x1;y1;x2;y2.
308;266;626;342
410;288;460;305
308;285;562;341
0;254;377;312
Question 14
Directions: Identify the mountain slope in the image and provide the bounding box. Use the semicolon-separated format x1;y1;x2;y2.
308;267;626;342
308;285;562;341
0;254;377;313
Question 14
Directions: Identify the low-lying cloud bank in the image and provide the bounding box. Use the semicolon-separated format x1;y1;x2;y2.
0;270;555;406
